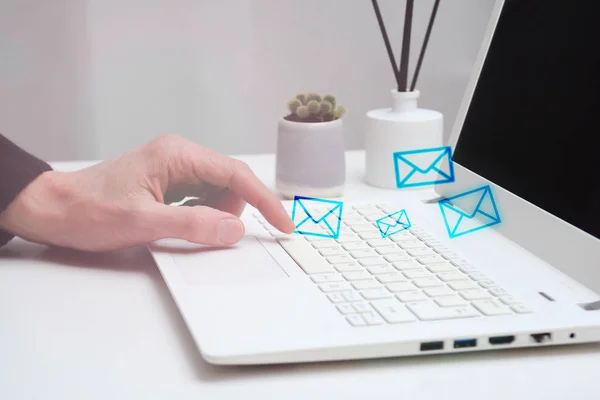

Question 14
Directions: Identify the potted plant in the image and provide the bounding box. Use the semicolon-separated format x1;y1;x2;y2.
275;93;347;199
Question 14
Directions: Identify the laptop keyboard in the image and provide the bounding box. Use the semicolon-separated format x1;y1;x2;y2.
254;203;533;327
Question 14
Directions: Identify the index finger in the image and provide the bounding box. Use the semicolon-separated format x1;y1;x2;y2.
175;141;295;233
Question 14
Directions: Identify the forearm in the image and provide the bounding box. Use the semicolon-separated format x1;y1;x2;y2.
0;134;53;246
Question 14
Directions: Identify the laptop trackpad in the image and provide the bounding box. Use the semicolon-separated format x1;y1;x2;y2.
166;236;287;285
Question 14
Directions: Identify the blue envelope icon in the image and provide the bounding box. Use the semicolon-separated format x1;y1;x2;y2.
291;196;344;239
438;185;501;239
375;209;411;238
394;146;455;188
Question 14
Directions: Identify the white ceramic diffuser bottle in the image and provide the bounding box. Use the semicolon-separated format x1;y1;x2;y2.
364;89;443;189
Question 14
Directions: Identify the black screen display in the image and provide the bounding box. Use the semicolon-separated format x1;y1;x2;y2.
453;0;600;239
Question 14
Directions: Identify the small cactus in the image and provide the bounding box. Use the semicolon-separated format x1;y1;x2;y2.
319;100;333;116
296;105;310;119
296;93;307;105
307;100;320;115
306;92;322;103
284;93;345;122
288;99;301;113
323;94;336;108
334;105;347;119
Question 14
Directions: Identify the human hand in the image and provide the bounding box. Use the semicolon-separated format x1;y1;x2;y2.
0;134;295;251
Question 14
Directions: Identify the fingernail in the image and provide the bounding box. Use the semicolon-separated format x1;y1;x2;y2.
218;219;244;244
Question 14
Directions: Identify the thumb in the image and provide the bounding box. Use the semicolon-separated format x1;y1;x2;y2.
143;203;245;246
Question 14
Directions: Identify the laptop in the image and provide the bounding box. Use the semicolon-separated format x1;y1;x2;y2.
148;0;600;365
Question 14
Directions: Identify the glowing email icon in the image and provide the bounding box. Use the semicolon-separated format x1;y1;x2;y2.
375;209;411;238
291;196;344;239
438;185;501;239
394;146;455;188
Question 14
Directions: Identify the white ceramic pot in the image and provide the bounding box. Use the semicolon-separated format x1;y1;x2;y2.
364;89;443;189
275;117;346;199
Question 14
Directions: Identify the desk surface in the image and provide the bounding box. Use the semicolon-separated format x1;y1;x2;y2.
1;151;599;399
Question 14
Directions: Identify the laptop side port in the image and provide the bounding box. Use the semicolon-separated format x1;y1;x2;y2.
453;338;477;348
420;341;444;351
531;332;552;343
489;335;515;345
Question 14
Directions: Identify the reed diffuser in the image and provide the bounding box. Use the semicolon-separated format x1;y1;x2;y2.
365;0;445;189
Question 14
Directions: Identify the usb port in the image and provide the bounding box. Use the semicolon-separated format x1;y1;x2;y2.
420;341;444;351
531;332;552;343
453;338;477;349
489;335;515;345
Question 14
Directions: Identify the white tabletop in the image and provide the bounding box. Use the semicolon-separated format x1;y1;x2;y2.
1;150;599;399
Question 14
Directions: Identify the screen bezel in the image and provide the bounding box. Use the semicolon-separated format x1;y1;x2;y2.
435;0;600;294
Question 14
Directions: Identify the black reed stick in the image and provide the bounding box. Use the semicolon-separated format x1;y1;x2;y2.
371;0;400;90
397;0;414;92
410;0;441;91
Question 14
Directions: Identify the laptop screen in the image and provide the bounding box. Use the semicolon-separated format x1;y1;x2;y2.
452;0;600;240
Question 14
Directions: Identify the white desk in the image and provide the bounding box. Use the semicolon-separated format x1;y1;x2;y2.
1;150;599;399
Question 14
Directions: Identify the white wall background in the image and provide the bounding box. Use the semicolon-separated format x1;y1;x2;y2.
0;0;496;161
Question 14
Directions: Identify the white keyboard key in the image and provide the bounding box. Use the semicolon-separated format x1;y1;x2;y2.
342;291;362;302
342;271;372;281
342;242;371;251
460;289;493;300
367;239;393;247
393;260;422;270
371;299;417;323
472;299;513;316
350;249;379;259
435;296;469;307
355;205;382;214
311;241;341;249
451;259;470;267
362;311;385;325
352;280;381;290
384;253;412;262
424;286;455;297
426;263;455;273
376;246;404;255
407;302;480;321
303;234;331;242
385;281;416;292
377;272;407;283
398;241;427;249
367;265;397;274
390;232;417;242
488;287;509;297
365;214;387;222
396;290;429;302
327;293;345;303
359;257;388;267
448;280;480;290
346;314;367;326
351;224;379;233
403;269;431;279
278;237;335;274
417;255;447;264
359;232;383;240
311;274;343;283
361;289;393;300
511;303;533;313
437;271;467;282
499;296;520;305
319;248;346;257
334;262;362;272
468;272;489;281
319;282;352;292
336;235;362;243
478;279;497;288
342;217;365;225
353;302;372;313
408;248;437;257
336;304;355;315
327;255;354;264
413;277;444;288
